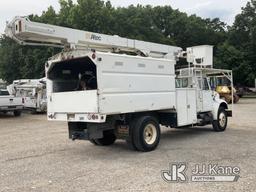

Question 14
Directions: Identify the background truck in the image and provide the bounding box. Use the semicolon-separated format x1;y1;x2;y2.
8;78;47;113
5;16;232;152
0;89;23;116
210;75;240;104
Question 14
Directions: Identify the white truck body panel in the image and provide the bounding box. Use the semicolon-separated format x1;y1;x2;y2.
187;45;213;67
46;51;177;119
23;97;36;108
202;90;214;112
48;90;98;113
176;89;197;126
97;52;176;114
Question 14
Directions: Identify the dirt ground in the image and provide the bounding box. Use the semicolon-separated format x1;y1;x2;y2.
0;98;256;192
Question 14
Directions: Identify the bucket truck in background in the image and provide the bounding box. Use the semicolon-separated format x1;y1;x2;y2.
7;78;47;113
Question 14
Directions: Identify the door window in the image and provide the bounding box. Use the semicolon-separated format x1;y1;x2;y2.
203;78;210;90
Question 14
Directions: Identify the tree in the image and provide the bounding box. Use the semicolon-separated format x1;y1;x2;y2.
227;0;256;86
0;37;22;83
0;0;254;86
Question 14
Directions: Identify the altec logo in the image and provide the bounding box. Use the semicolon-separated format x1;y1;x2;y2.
90;34;101;41
85;32;101;41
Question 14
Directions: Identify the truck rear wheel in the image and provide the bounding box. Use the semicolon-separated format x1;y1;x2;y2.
126;120;138;150
131;116;160;152
212;107;227;132
94;130;116;146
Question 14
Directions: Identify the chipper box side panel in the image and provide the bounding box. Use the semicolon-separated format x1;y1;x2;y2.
46;51;177;121
97;53;177;114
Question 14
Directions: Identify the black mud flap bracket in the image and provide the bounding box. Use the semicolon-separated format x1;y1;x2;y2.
70;130;89;141
68;121;114;141
68;122;89;141
226;110;232;117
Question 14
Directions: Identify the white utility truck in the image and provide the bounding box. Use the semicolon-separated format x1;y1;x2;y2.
8;78;47;113
5;16;232;151
0;89;23;116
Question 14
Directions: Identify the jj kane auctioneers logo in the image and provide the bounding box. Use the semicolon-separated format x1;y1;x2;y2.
161;163;240;183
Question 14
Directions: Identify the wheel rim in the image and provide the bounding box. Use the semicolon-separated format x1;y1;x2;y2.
219;112;226;128
143;123;157;145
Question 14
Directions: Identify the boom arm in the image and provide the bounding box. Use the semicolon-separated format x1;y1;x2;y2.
5;16;182;59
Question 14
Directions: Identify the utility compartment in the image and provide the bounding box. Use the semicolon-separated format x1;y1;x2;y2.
176;88;197;126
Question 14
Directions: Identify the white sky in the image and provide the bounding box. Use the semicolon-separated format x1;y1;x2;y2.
0;0;249;34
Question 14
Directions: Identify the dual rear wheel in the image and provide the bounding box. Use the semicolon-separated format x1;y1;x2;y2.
90;115;161;152
126;116;160;152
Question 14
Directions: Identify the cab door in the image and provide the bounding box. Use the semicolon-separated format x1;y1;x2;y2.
202;78;213;111
197;77;213;112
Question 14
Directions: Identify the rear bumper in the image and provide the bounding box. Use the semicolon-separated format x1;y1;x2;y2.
47;112;107;123
0;105;23;111
226;109;232;117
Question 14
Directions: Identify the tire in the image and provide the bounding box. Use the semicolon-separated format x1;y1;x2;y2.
14;110;21;117
126;120;138;150
94;130;116;146
212;107;228;132
131;116;160;152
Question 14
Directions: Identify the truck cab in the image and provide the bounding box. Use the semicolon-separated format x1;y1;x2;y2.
175;67;232;128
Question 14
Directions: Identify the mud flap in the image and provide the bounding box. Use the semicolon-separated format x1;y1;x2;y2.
226;110;232;117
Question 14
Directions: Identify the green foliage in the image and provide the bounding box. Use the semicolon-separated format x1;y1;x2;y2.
0;37;59;83
0;0;255;86
218;0;256;86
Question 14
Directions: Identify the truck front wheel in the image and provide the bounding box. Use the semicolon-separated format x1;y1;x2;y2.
131;116;160;152
212;107;227;132
94;130;116;146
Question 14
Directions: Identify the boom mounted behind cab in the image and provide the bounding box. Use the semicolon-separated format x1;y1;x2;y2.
5;16;232;152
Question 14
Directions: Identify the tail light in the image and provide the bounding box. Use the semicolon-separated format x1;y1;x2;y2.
88;114;99;120
22;98;25;104
92;53;96;59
